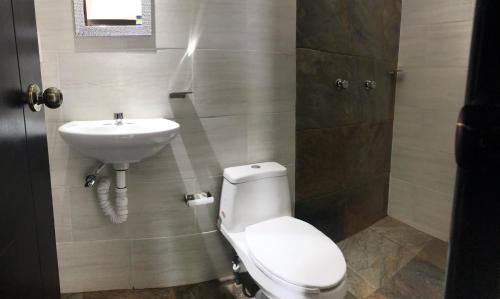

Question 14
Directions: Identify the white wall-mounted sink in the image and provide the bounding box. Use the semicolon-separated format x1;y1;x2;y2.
59;118;180;167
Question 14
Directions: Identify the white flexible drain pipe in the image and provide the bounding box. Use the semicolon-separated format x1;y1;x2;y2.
96;169;128;224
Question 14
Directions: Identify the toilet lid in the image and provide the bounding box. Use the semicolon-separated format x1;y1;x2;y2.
245;216;346;290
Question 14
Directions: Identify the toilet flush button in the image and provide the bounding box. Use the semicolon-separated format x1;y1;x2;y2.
251;165;261;169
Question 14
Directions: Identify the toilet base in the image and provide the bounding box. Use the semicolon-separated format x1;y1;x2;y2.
255;290;269;299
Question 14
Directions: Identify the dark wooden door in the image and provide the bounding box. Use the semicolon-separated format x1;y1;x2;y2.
0;0;60;298
445;0;500;298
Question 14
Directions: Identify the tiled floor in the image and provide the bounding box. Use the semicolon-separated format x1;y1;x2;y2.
62;217;448;299
61;280;246;299
340;217;449;299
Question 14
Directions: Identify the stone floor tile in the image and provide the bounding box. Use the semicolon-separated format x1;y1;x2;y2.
371;256;445;299
415;238;449;270
81;288;175;299
369;217;434;253
339;228;417;289
344;291;359;299
345;266;377;298
174;280;237;299
62;218;448;299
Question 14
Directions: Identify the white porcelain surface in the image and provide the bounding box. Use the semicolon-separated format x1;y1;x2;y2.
219;163;347;298
221;226;347;299
59;118;180;164
223;162;287;184
220;173;291;233
245;216;346;289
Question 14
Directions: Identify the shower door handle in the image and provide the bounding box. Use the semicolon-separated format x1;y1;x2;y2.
24;83;63;112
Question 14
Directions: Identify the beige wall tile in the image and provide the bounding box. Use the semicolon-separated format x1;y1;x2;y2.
393;105;458;154
35;0;75;52
192;50;249;117
395;67;468;111
127;116;247;184
397;24;426;68
388;177;453;241
155;0;197;49
69;185;129;241
126;178;220;239
51;187;72;242
401;0;474;26
194;0;247;50
391;0;473;240
57;240;132;293
391;145;456;195
287;164;296;210
426;21;473;68
401;0;440;27
199;115;248;171
69;175;223;242
193;50;295;117
40;53;63;121
246;0;296;53
388;177;416;228
37;0;296;292
247;112;295;166
431;0;475;24
131;231;232;288
413;187;453;240
49;156;100;188
57;50;192;122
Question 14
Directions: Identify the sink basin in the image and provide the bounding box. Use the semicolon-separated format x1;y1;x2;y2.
59;118;180;166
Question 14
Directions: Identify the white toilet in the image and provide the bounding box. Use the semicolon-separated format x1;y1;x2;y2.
218;162;347;299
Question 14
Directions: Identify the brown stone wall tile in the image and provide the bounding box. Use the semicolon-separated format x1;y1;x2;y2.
296;0;400;240
296;121;393;200
296;175;389;241
297;49;396;130
297;0;352;54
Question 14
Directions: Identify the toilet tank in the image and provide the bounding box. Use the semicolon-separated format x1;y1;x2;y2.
219;162;292;233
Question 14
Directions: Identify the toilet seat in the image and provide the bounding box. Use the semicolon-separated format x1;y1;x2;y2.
245;216;346;290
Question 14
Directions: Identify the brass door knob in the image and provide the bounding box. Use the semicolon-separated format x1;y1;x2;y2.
25;83;63;112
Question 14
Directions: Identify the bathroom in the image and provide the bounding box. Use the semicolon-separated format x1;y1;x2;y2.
0;0;499;298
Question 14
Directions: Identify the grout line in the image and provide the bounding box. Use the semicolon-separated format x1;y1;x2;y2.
296;47;397;64
345;264;379;296
296;119;394;133
367;225;428;255
391;141;456;158
56;230;220;245
43;47;296;55
129;239;135;289
388;175;455;198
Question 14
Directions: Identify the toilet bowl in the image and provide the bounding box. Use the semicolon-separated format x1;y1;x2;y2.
218;162;347;299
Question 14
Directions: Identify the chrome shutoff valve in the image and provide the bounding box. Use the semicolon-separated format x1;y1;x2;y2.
335;78;349;90
364;80;377;90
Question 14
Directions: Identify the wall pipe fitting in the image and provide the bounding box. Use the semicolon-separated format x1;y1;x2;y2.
84;163;106;188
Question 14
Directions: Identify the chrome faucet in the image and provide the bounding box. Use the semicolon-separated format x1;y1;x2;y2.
114;112;124;125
